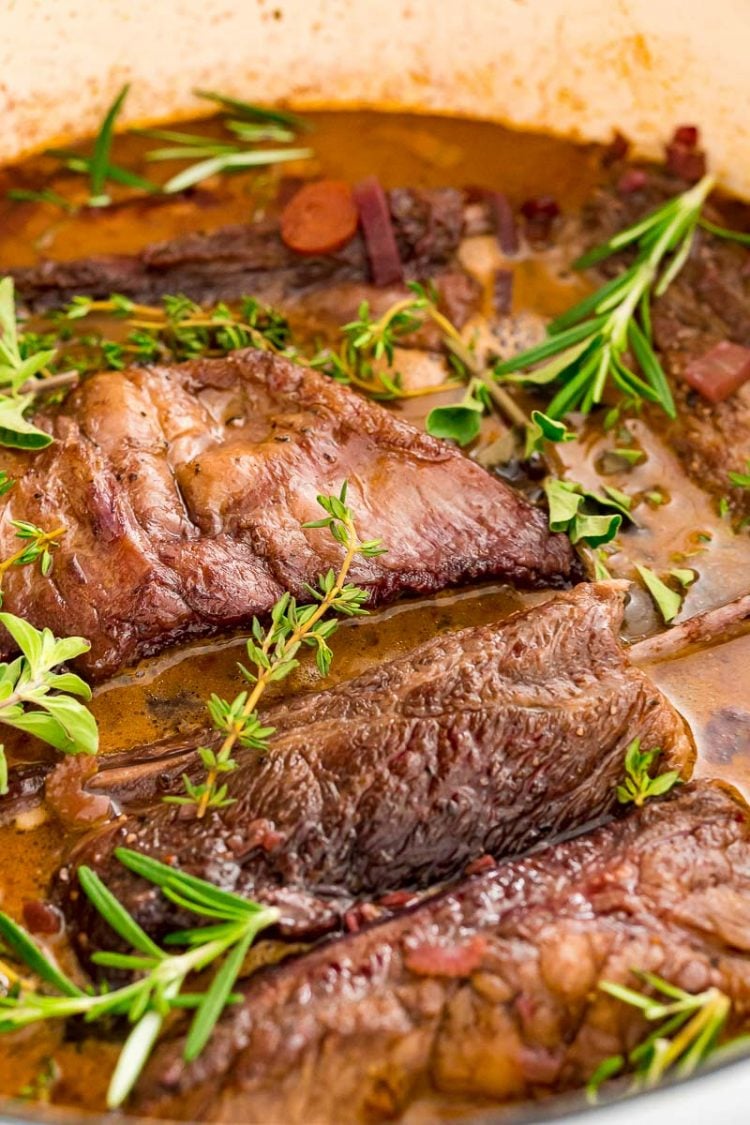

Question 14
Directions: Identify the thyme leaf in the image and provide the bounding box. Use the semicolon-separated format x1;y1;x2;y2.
165;482;385;817
615;737;680;807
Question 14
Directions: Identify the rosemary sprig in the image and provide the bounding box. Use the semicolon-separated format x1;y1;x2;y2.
0;849;279;1108
160;147;313;195
7;85;311;211
193;89;309;132
166;482;385;817
145;88;312;192
587;972;735;1101
43;85;158;208
494;175;718;420
616;737;680;807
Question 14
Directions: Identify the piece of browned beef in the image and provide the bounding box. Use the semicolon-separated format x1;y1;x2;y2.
579;170;750;514
0;348;577;678
133;782;750;1122
56;583;693;959
11;187;468;312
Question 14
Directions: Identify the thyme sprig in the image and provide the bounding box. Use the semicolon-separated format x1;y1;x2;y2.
166;482;385;817
7;85;311;210
494;175;717;420
616;737;681;807
0;848;279;1109
0;521;65;601
29;86;158;210
587;972;736;1101
53;292;292;371
312;282;464;401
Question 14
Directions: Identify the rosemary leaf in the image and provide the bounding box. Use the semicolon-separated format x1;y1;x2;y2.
162;147;312;193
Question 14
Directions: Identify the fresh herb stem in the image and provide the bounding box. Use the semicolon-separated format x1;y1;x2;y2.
615;737;680;806
0;851;279;1108
494;175;718;421
0;519;97;790
0;525;65;598
698;218;750;247
588;973;735;1102
184;484;383;818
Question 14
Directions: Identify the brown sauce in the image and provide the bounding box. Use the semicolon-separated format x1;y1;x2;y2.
0;110;748;1116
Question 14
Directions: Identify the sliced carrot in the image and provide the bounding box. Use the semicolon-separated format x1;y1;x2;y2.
280;179;359;256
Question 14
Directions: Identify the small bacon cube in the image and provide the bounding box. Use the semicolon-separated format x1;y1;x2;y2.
682;341;750;403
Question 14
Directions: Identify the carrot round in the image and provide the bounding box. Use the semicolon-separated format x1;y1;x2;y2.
280;179;359;256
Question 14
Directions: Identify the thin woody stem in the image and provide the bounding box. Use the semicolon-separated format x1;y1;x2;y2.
196;520;360;818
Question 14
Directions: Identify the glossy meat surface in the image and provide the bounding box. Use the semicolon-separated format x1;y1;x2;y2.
11;187;467;311
134;783;750;1122
57;583;693;954
0;348;576;677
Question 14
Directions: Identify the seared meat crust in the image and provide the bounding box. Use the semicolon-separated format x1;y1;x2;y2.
57;584;693;957
0;348;577;677
11;188;467;311
133;782;750;1122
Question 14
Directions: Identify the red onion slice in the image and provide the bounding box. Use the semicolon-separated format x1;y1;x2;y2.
488;191;519;255
493;268;514;316
353;176;403;287
682;341;750;403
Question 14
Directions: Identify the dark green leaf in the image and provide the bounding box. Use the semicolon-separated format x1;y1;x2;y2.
193;89;309;131
184;930;252;1061
90;85;130;198
0;911;83;997
78;867;165;959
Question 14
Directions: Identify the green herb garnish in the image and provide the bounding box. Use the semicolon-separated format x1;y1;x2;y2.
524;410;576;457
545;478;632;547
0;515;95;794
43;86;159;208
425;378;490;446
494;175;719;420
587;972;735;1102
698;218;750;247
616;737;680;806
0;278;63;449
728;461;750;490
166;482;385;817
161;147;312;195
0;851;278;1108
635;564;684;623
